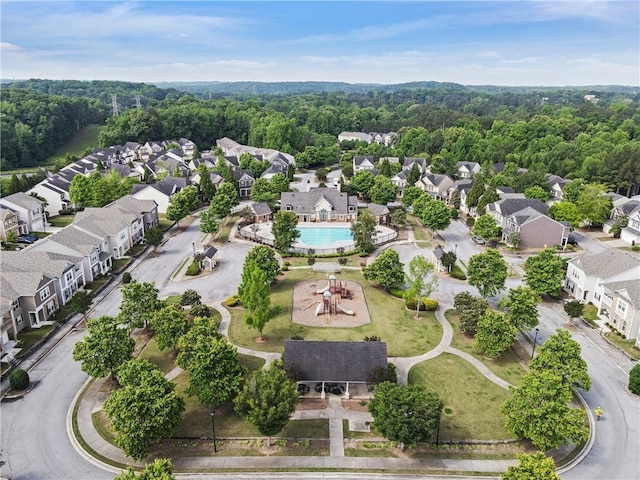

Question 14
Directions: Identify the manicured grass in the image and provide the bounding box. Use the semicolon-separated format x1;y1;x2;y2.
129;244;147;257
1;362;9;375
406;214;432;244
158;216;174;231
409;353;514;441
213;214;239;244
283;253;361;267
92;410;117;446
44;124;107;164
228;269;442;357
85;275;110;294
582;304;599;322
48;215;75;227
164;295;182;305
16;325;55;357
52;302;78;322
139;337;177;374
604;333;640;360
111;258;130;273
445;310;525;387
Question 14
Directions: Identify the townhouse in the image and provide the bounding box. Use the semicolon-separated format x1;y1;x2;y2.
455;161;481;179
353;156;376;173
415;173;454;201
0;192;47;233
132;176;192;214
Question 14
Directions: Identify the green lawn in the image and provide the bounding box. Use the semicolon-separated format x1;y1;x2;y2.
406;214;432;244
16;325;55;357
139;338;177;374
445;310;526;386
85;275;110;294
44;124;107;164
48;215;75;227
283;253;362;267
582;304;599;322
409;353;514;441
604;333;640;360
228;269;442;357
213;214;239;244
111;258;130;273
158;216;174;231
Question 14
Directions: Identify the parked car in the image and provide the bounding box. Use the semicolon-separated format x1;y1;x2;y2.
567;234;579;246
297;383;310;395
21;234;38;242
472;235;485;244
16;235;36;244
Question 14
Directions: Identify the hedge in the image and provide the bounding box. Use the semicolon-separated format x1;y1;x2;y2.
404;297;439;311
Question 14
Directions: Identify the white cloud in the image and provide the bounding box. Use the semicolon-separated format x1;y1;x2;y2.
0;42;22;51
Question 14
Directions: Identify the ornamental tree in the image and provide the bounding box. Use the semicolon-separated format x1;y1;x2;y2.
411;193;432;219
351;209;377;254
120;280;162;330
70;290;92;320
453;291;489;336
467;248;508;298
498;286;541;330
234;360;299;446
166;186;198;225
564;300;584;324
72;316;134;380
217;182;240;207
548;201;582;230
501;369;588;451
144;227;163;253
390;208;407;228
115;459;176;480
363;249;405;292
272;211;300;253
150;305;190;354
199;207;221;235
369;176;397;205
240;262;272;341
176;317;246;407
404;255;438;319
524;248;566;297
209;191;233;219
472;214;500;241
530;329;591;390
401;186;423;208
103;359;185;460
241;245;280;286
421;200;451;235
501;452;560;480
474;310;517;358
368;382;443;450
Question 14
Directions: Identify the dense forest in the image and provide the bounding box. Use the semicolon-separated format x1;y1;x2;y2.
2;79;639;195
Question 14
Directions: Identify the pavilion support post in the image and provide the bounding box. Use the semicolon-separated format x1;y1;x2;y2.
321;381;326;400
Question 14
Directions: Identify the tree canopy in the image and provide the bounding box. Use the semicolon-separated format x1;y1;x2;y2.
272;211;300;253
466;248;508;298
498;286;541;330
404;255;438;319
501;452;560;480
120;280;162;330
524;249;566;297
363;249;405;292
474;310;517;358
351;209;377;254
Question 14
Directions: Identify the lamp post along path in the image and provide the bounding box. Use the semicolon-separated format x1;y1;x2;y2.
531;327;540;359
210;410;217;453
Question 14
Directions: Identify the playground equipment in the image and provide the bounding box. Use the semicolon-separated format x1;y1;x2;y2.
315;276;355;316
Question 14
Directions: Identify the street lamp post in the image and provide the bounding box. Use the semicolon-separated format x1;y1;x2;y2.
192;242;196;256
210;409;217;453
531;327;540;359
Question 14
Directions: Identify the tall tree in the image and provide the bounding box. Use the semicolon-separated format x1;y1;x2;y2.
401;186;423;208
466;249;508;298
150;305;190;354
72;316;134;380
103;359;185;461
530;329;591;390
351;209;377;254
472;214;500;240
421;200;451;235
501;369;588;451
166;187;197;226
498;286;541;330
453;292;489;336
404;255;438;319
199;207;221;235
390;208;407;228
406;163;422;186
272;211;300;253
411;193;432;219
368;382;443;450
240;262;272;341
363;249;405;292
239;245;281;287
269;173;290;194
234;360;299;446
176;317;246;407
217;182;240;207
115;458;176;480
474;310;517;358
547;201;582;230
378;158;392;177
576;183;613;226
561;178;586;203
209;191;233;219
120;280;161;330
198;172;216;202
369;176;397;205
501;452;560;480
524;248;566;297
524;185;550;202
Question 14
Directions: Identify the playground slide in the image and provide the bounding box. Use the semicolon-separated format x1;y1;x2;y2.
316;283;330;294
336;304;354;315
315;302;324;316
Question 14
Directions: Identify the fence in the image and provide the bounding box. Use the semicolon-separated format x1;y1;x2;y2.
238;226;398;256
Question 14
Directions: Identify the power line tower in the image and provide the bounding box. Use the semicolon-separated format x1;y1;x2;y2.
110;94;120;117
133;95;142;109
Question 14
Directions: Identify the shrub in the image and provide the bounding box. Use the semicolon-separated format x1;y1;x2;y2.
284;261;291;266
360;261;367;267
307;257;316;266
189;303;211;318
10;368;30;391
404;297;439;311
450;265;467;280
338;257;348;266
449;208;459;219
291;335;304;340
281;265;289;271
632;245;640;252
186;261;200;276
223;296;240;307
122;272;132;284
423;298;439;311
389;288;405;299
629;364;640;395
364;335;381;341
466;217;475;227
359;251;369;257
180;289;201;306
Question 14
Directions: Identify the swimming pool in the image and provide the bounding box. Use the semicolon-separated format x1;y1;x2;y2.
296;226;353;247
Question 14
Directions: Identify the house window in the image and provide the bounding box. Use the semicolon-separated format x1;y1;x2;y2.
622;321;627;330
39;287;51;301
617;301;627;314
65;271;74;284
285;205;292;211
12;300;19;311
46;301;56;314
16;315;23;325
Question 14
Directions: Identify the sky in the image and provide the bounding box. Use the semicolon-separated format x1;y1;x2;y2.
1;1;639;86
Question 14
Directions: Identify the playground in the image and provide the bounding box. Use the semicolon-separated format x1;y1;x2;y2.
291;277;371;327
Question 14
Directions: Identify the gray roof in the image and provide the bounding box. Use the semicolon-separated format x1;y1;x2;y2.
234;169;255;181
203;245;218;258
571;249;640;279
432;246;445;261
0;271;53;298
496;186;514;194
404;157;426;168
251;202;272;216
283;340;388;382
508;206;546;226
280;188;357;215
495;198;548;217
113;195;157;214
601;279;640;307
420;173;453;187
47;226;103;255
455;161;480;171
1;192;45;210
1;250;82;279
368;203;390;216
353;155;374;166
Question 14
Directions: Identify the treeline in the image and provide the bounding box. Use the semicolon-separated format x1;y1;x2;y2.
1;89;106;169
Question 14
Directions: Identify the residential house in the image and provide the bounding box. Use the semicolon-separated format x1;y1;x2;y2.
122;142;142;163
390;170;409;194
215;137;295;170
234;169;256;199
455;161;481;179
603;197;640;245
28;175;73;216
190;171;224;192
0;206;22;241
177;138;196;159
501;207;570;249
564;249;639;304
283;340;388;399
338;132;371;144
548;176;572;201
110;195;159;232
73;208;134;258
250;202;272;223
496;186;515;196
30;227;112;283
368;203;390;224
2;251;85;307
598;280;640;343
447;180;473;207
353;156;376;173
188;157;216;172
132;176;192;214
415;173;454;200
0;271;58;330
0;192;47;233
403;157;428;174
488;198;548;230
280;188;358;223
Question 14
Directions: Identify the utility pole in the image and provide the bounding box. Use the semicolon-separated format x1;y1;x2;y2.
110;94;120;117
133;95;142;109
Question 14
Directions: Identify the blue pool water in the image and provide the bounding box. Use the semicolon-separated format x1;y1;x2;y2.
297;227;353;246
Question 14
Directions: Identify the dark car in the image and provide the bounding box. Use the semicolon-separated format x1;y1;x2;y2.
297;383;310;395
472;235;485;245
21;234;38;242
567;234;579;246
16;235;36;244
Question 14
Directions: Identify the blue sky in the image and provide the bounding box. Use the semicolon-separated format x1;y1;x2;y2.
1;1;638;86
